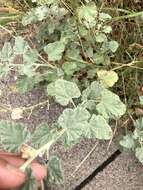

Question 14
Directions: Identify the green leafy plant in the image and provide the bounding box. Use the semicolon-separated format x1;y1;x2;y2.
0;0;142;189
119;117;143;163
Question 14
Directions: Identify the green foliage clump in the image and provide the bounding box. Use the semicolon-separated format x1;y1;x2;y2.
0;0;143;188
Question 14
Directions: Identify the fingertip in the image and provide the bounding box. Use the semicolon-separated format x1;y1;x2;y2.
0;159;26;189
31;163;47;181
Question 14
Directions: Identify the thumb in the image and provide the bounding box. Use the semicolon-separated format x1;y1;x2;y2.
0;159;26;189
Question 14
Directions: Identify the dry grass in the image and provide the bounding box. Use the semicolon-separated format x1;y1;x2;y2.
99;0;143;110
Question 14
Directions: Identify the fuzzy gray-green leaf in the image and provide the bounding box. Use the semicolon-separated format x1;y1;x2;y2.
44;41;65;61
14;36;29;55
85;115;112;139
108;41;119;53
47;156;64;184
16;75;42;93
0;121;30;152
21;169;38;190
136;147;143;163
96;89;126;119
58;107;90;147
31;123;51;149
47;79;81;106
119;134;135;149
0;42;13;62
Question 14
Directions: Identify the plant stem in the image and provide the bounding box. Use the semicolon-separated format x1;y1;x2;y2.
23;100;49;111
60;0;73;14
8;62;56;69
0;15;20;20
0;25;56;69
20;128;66;172
110;11;143;21
20;140;54;172
103;7;132;14
0;103;12;111
71;99;76;108
71;141;99;177
40;180;44;190
107;120;118;151
67;56;102;67
111;61;143;71
0;24;15;37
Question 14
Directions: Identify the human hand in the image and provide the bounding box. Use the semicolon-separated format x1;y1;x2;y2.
0;151;46;190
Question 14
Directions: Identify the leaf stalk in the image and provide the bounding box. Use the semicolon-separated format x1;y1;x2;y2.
20;128;66;172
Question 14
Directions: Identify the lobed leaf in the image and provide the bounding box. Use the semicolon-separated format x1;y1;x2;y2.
0;121;30;153
18;64;36;77
16;75;42;93
97;70;118;88
96;89;126;119
14;36;29;55
85;114;112;140
134;117;143;129
62;62;78;75
44;41;65;62
119;134;135;149
99;13;112;21
23;49;38;64
95;33;107;43
82;81;102;102
47;156;64;184
0;42;13;62
58;107;90;147
31;123;51;149
43;68;64;82
21;169;38;190
108;41;119;53
82;81;126;119
47;79;81;106
77;4;97;28
136;147;143;163
22;6;49;26
103;25;112;34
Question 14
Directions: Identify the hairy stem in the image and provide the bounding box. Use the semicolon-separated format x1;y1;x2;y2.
20;128;66;172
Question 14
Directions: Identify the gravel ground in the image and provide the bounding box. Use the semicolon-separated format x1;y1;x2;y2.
0;75;117;190
49;141;117;190
83;153;143;190
0;70;143;190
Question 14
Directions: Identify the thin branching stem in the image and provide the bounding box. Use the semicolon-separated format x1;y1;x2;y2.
110;11;143;21
71;141;99;178
111;61;143;71
0;24;56;69
20;129;66;172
